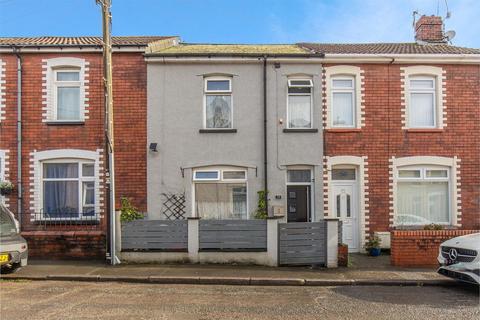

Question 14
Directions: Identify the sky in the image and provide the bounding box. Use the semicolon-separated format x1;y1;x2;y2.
0;0;478;47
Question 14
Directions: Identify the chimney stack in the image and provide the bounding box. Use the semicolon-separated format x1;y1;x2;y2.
415;15;445;43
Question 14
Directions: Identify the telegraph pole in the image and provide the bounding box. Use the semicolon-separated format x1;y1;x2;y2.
97;0;118;265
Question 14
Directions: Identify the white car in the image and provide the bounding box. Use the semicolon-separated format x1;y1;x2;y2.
0;204;28;272
437;233;480;285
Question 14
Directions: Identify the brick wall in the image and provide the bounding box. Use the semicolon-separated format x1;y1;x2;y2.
113;53;147;211
324;63;480;241
21;231;106;259
391;229;479;267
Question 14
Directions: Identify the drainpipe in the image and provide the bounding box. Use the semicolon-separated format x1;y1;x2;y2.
263;56;269;216
13;47;22;227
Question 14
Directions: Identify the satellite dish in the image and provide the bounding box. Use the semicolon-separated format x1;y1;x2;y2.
445;30;456;41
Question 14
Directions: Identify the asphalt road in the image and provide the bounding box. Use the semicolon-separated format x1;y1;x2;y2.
0;280;478;320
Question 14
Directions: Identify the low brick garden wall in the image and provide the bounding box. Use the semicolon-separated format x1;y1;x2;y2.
21;231;106;260
391;229;479;267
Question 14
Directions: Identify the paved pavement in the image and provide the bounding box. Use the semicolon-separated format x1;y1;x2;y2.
1;254;450;285
0;280;478;320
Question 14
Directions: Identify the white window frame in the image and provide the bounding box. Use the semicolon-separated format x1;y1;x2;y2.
408;76;437;128
40;159;96;221
324;65;363;129
192;167;248;218
395;165;451;226
287;78;313;129
193;170;220;181
286;168;313;186
401;66;445;129
53;69;82;121
203;77;233;129
221;170;247;181
204;78;232;93
331;75;356;128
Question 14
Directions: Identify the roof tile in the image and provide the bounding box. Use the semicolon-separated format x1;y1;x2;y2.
0;36;175;47
298;42;480;55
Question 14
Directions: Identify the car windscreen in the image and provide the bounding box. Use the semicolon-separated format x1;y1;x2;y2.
0;206;18;237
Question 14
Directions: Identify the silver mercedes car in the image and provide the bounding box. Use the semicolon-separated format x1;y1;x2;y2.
0;204;28;272
437;233;480;285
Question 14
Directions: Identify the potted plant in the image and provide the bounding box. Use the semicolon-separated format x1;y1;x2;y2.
365;235;382;256
0;181;14;196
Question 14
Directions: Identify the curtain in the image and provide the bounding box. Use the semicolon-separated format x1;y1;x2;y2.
397;181;449;225
288;95;311;128
332;92;353;126
43;163;79;218
410;93;434;127
195;183;247;219
57;87;80;120
206;95;231;128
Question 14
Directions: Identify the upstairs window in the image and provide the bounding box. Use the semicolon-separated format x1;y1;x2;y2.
54;69;81;121
331;76;355;127
287;79;313;129
204;78;232;129
408;76;436;128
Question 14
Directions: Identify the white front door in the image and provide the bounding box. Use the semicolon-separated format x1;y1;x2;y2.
332;183;359;252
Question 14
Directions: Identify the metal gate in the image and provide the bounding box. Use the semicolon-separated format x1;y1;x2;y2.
278;221;327;265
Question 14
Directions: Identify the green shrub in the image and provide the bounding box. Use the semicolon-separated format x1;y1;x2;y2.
120;197;143;222
254;190;268;219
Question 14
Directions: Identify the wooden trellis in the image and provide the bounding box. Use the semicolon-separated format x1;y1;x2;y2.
161;193;186;220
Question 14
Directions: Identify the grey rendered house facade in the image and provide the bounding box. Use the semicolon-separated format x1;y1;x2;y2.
146;44;325;224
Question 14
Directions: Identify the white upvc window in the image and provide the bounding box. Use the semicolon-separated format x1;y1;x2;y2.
41;160;96;220
204;77;232;129
287;79;313;129
408;76;436;128
331;76;355;128
53;69;81;121
193;167;247;219
395;166;450;226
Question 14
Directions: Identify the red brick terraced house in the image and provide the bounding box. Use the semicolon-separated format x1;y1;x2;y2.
0;36;177;259
299;16;480;265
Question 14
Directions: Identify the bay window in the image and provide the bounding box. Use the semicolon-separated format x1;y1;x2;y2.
204;78;232;129
42;161;95;219
287;79;313;129
193;168;247;219
396;166;450;225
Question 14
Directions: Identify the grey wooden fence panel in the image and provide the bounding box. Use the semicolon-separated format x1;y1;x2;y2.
278;221;327;265
199;220;267;251
122;220;188;251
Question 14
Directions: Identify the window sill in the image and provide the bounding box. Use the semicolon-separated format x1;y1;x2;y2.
325;128;361;133
404;128;444;133
283;128;318;133
46;121;85;126
199;129;237;133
